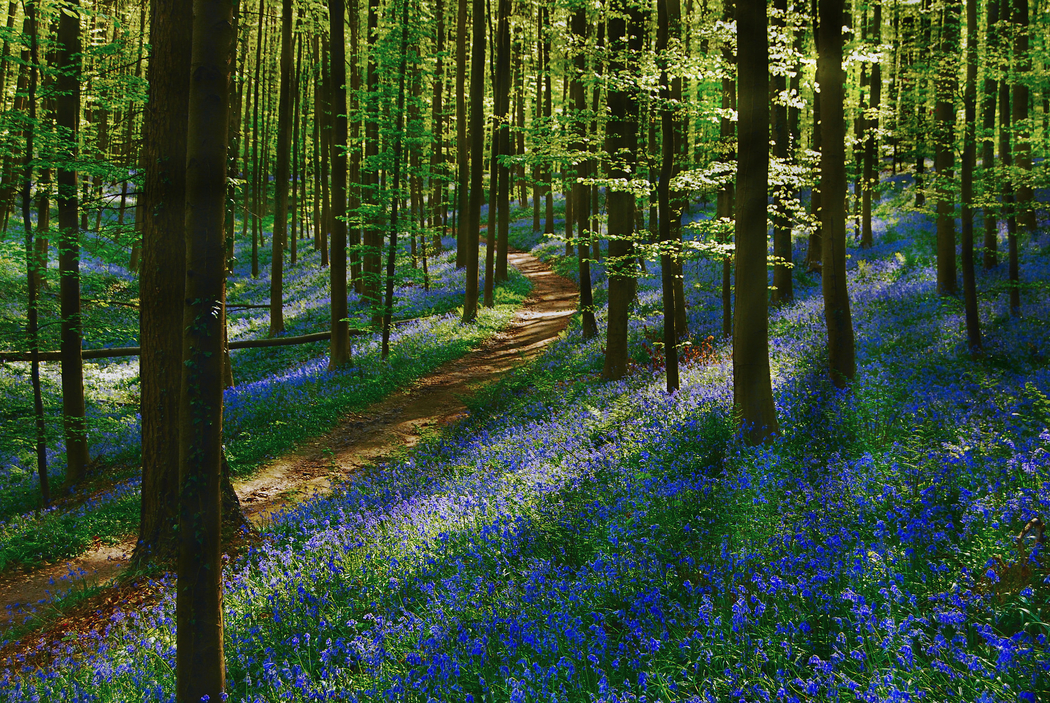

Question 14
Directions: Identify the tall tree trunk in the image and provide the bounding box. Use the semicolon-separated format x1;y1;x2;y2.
817;0;856;387
136;0;193;568
861;0;881;249
999;0;1019;316
806;0;822;273
350;0;363;288
494;0;511;285
250;0;266;277
601;0;641;382
364;0;382;311
934;0;958;296
290;35;302;266
455;0;470;267
1011;0;1034;234
734;0;778;442
718;0;736;335
960;0;981;353
981;0;1000;269
21;3;49;508
430;0;446;252
771;0;792;304
330;0;352;367
658;0;680;388
177;0;234;697
383;0;411;359
542;6;554;234
572;6;599;340
318;35;331;267
269;0;294;336
462;0;484;321
57;0;89;484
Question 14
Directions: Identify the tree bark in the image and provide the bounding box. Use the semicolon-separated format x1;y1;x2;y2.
1011;0;1034;234
177;1;234;698
861;0;881;249
330;0;352;367
734;0;778;441
382;0;412;359
718;0;736;335
771;0;792;304
21;3;49;508
934;0;958;296
981;0;999;269
430;0;446;252
455;0;469;267
817;0;856;387
57;0;89;485
601;0;641;382
572;6;599;341
137;0;193;568
657;0;679;389
462;0;484;321
960;0;981;353
268;0;294;336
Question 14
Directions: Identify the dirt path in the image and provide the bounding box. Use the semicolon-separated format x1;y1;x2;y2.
0;249;577;637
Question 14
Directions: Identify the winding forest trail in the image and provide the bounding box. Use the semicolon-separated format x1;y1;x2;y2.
0;249;577;645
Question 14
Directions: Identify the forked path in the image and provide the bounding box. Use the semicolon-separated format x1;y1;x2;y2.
0;249;577;637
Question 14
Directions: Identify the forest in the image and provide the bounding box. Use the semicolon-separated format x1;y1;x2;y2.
0;0;1048;698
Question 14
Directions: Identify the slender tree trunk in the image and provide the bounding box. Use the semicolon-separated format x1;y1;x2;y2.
981;0;1000;269
430;0;446;252
455;0;470;268
734;0;779;442
57;0;89;484
817;0;856;387
934;0;958;296
771;0;792;304
861;0;881;249
999;0;1019;316
960;0;981;353
383;0;411;359
268;0;294;336
176;0;234;698
658;0;679;388
330;0;352;367
462;0;484;321
806;0;822;273
317;35;331;267
1011;0;1034;234
495;0;511;285
290;35;302;266
601;0;641;382
542;6;554;234
572;6;599;340
250;0;265;277
349;0;363;288
718;0;736;336
364;0;381;311
21;3;49;508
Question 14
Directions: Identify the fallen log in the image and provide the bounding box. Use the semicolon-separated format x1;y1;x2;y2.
0;317;431;363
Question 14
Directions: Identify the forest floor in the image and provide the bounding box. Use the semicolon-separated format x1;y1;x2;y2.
0;248;576;655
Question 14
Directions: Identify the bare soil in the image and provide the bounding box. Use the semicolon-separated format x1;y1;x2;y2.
0;249;577;649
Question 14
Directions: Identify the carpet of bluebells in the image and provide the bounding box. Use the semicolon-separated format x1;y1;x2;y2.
1;180;1049;701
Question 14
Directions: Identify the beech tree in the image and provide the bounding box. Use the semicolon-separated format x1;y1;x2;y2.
733;0;778;441
601;0;642;382
53;0;89;485
817;0;856;387
176;0;236;698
